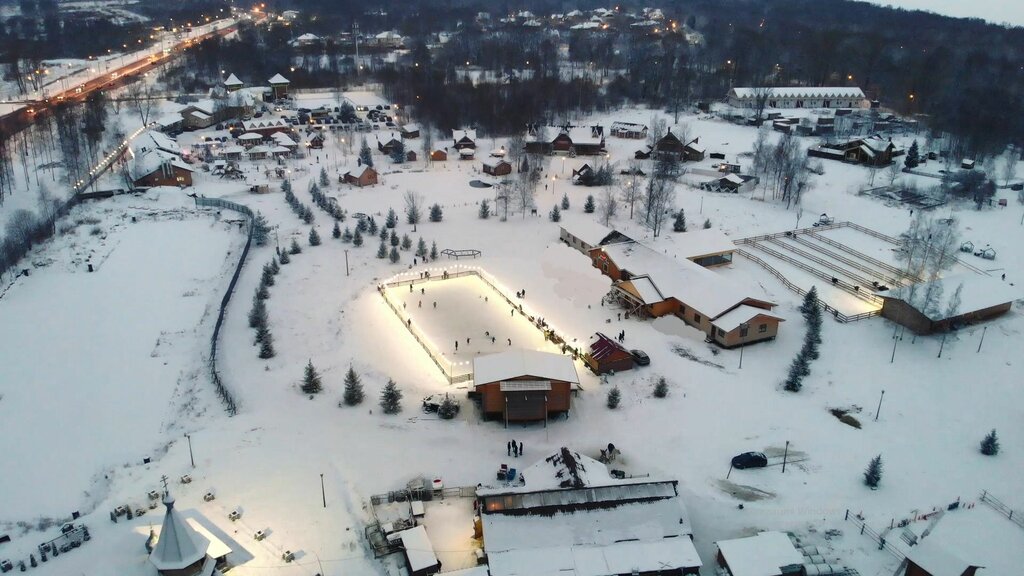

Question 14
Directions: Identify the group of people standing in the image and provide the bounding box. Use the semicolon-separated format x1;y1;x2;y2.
507;439;524;458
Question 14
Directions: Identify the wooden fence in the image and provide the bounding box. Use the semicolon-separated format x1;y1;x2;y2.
980;490;1024;530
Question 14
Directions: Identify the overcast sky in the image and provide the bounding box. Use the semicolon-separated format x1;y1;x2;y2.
859;0;1024;27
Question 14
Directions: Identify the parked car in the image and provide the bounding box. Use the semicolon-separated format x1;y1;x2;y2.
422;394;459;415
731;452;768;469
630;349;650;366
253;112;264;118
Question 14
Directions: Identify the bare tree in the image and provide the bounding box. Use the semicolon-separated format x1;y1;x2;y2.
647;116;667;149
404;190;423;231
421;126;434;164
126;82;156;126
619;164;644;220
599;184;617;226
751;86;774;126
643;177;675;237
513;172;535;218
1001;144;1018;187
506;133;526;172
886;160;902;187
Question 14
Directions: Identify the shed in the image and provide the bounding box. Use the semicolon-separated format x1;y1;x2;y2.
715;531;804;576
393;526;441;576
473;350;578;423
430;149;448;162
675;228;737;267
584;333;633;374
482;158;512;176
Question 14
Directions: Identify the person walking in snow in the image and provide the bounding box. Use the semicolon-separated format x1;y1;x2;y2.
492;336;496;344
433;301;437;309
507;338;512;346
519;441;523;457
507;441;512;456
512;442;518;457
467;337;471;345
455;340;459;351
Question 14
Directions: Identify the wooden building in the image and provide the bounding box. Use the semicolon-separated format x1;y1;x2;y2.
131;149;193;188
584;332;634;374
452;129;477;150
341;165;379;187
610;121;648;139
715;531;804;576
524;125;606;156
727;87;868;109
223;73;244;92
904;540;981;576
394;526;441;576
558;220;632;255
482;158;512;176
430;149;448;162
268;73;290;100
377;134;403;155
642;129;704;161
808;135;903;167
472;350;578;424
400;123;421;139
876;274;1018;335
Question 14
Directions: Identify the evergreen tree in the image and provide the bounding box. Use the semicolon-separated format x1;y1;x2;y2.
549;205;562;222
309;182;320;200
653;377;669;398
319;167;330;188
429;203;443;222
479;199;491;219
390;140;406;164
270;258;280;275
308;227;321;246
783;351;810;392
389;246;400;263
703;218;712;229
261;264;275;287
279;250;291;264
385;208;398;228
248;295;268;328
416;237;428;258
437;395;459;419
863;454;883;488
401;234;412;250
368;216;379;235
584;194;596;213
904;140;920;169
980;429;1000;456
258;329;275;358
673;210;687;232
342;227;353;242
289;238;302;254
799;286;819;318
254;322;271;345
379;226;389;241
342;366;364;406
429;241;438;260
281;179;292;194
561;193;570;210
302;206;314;224
359;138;374;167
390;229;400;247
377;241;388;259
353;229;364;247
380;379;403;414
301;360;323;394
607;386;621;409
256;283;269;300
356;217;368;233
332;220;341;239
252;212;271;246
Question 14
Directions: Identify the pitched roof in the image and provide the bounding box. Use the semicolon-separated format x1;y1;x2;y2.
878;273;1020;321
588;332;630;361
481;157;509;169
149;493;208;571
730;87;866;100
343;164;375;178
268;73;289;85
715;531;804;576
394;526;439;572
712;305;784;332
453;129;477;142
907;540;977;576
674;228;737;259
223;73;243;87
559;219;616;248
473;350;579;385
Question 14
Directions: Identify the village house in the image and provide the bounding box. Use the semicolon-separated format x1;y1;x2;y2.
458;147;476;160
876;274;1019;334
584;332;634;374
476;448;703;576
899;503;1023;576
558;219;633;255
237;132;264;148
637;130;704;162
727;87;869;109
482;158;512;176
715;531;804;576
340;164;379;187
808;135;904;166
222;73;244;92
181;100;218;130
430;149;448;162
131;149;193;188
525;125;606;156
590;240;783;347
221;145;244;161
700;173;759;194
610;121;648;139
400;123;421;139
377;133;403;155
304;132;325;150
242;118;292;137
290;33;322;47
472;350;578;424
452;129;477;150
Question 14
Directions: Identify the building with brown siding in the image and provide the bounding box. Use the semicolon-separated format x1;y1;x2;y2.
472;350;578;424
482;158;512;176
876;274;1019;334
341;164;379;187
584;333;634;374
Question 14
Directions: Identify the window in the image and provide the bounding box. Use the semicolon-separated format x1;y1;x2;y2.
717;328;725;337
693;313;701;323
740;326;749;338
759;324;768;333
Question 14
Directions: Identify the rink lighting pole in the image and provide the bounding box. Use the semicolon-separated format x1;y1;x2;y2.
184;433;194;468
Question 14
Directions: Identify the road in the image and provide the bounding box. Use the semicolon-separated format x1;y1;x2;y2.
0;21;238;135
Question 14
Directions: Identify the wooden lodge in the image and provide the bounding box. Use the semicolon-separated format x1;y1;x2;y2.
482;158;512;176
524;124;606;156
452;129;477;150
808;135;903;166
341;164;379;187
636;129;705;162
584;333;634;374
472;350;578;424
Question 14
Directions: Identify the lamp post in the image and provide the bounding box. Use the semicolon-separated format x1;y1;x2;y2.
875;389;885;421
320;473;326;508
782;440;790;473
184;433;194;467
738;322;749;368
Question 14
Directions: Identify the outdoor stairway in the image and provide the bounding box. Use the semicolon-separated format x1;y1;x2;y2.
805;231;918;283
747;241;884;305
767;238;881;288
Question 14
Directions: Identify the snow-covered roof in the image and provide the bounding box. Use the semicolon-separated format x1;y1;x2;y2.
559;220;615;248
155;113;184;127
481;157;509;169
712;304;784;332
715;531;803;576
268;73;289;85
394;526;438;572
272;133;297;146
188;111;211;121
222;145;245;155
473;350;579;385
675;228;737;259
248;145;271;154
149;494;208;571
453;129;477;142
401;123;420;132
907;540;976;576
238;132;263;141
270;146;291;154
730;87;866;100
564;126;603;146
185;99;216;115
459;148;476;157
344;90;389;109
223;73;243;87
904;505;1024;576
295;33;320;41
243;118;289;131
878;273;1021;321
132;149;192;180
343;164;375;178
132;130;181;156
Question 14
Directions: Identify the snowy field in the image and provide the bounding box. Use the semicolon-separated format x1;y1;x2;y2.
0;102;1022;576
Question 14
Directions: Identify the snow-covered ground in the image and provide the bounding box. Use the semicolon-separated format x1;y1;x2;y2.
0;104;1022;576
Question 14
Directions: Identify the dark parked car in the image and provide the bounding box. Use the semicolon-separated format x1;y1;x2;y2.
422;394;459;415
731;452;768;469
630;349;650;366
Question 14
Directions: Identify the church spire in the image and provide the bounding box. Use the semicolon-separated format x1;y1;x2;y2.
148;477;209;574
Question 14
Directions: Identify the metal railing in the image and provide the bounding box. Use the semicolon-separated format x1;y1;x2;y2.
805;231;915;281
788;235;901;286
197;196;254;415
767;238;881;287
745;241;884;305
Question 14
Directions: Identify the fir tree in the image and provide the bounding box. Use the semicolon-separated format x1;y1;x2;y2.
302;206;314;224
429;241;438;260
703;218;712;229
342;227;353;242
673;210;687;232
289;238;302;254
368;216;379;235
359;138;374;167
783;351;810;392
248;295;268;328
561;193;570;210
261;264;275;287
353;229;364;247
379;226;388;241
252;212;271;246
256;284;269;300
549;205;562;222
258;329;275;358
980;429;1000;456
607;386;621;409
416;237;428;258
479;199;491;219
429;203;443;222
653;377;669;398
380;379;403;414
390;229;400;247
584;194;596;213
390;140;406;164
377;241;388;259
401;234;412;250
904;140;920;169
342;366;364;406
301;360;323;394
270;258;280;275
279;250;290;264
863;454;883;488
356;217;368;233
281;179;292;194
437;395;459;420
389;246;400;263
254;322;271;345
309;182;320;199
332;220;341;239
319;167;330;188
308;227;321;246
385;208;398;228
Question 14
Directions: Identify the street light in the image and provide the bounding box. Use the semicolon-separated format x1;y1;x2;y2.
738;323;749;368
184;433;195;467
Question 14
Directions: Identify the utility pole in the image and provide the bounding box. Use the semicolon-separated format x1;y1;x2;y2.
344;249;350;276
320;473;326;508
875;389;885;421
782;441;790;473
976;326;987;353
937;333;947;358
184;433;194;468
